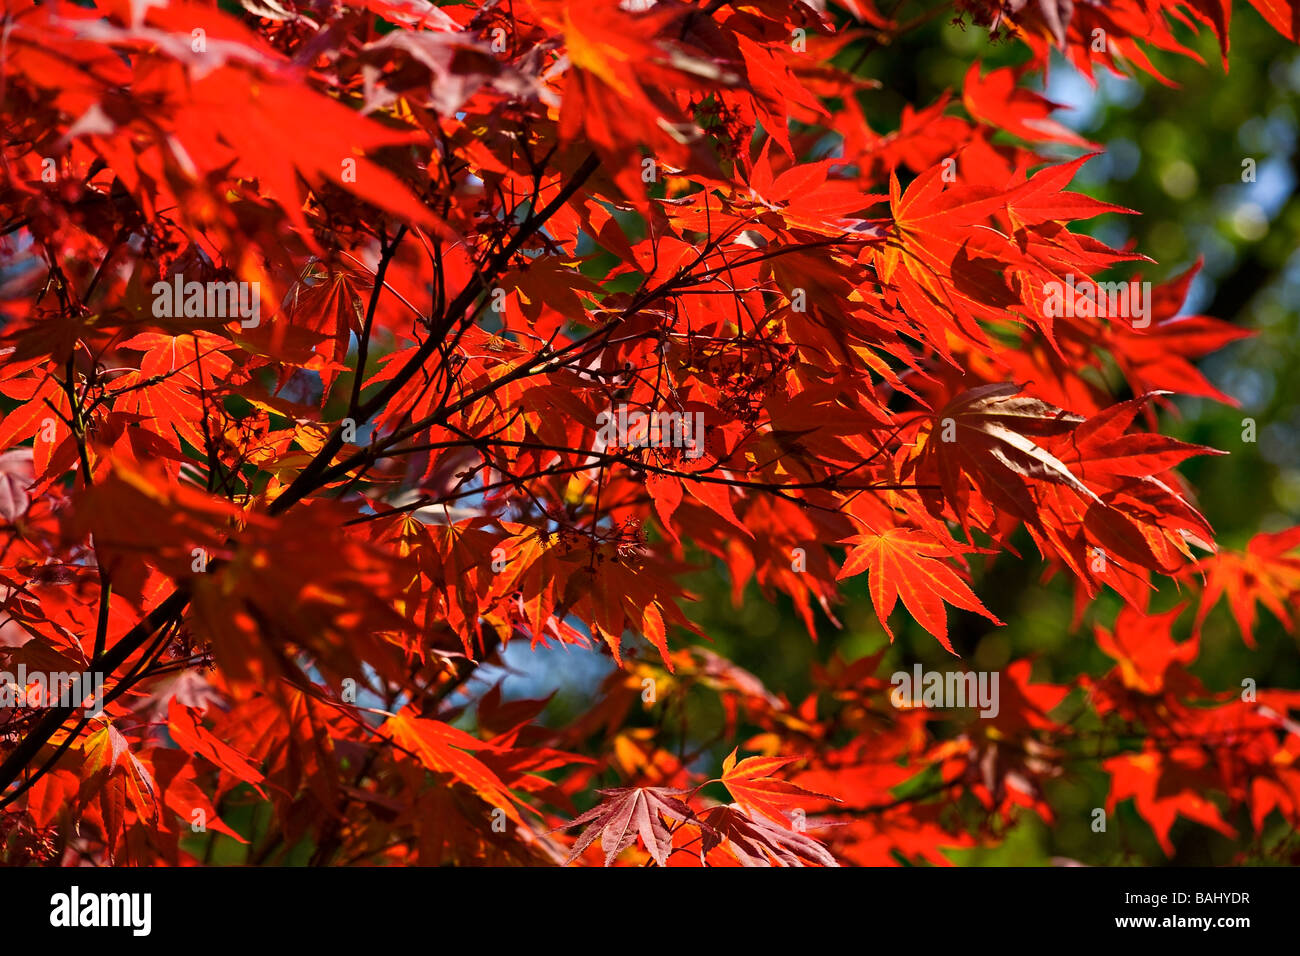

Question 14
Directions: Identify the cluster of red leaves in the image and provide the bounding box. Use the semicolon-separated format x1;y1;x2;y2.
0;0;1297;866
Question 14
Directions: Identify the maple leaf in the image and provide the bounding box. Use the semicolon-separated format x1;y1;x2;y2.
1105;263;1254;408
383;708;525;826
1090;604;1203;699
1186;528;1300;647
559;786;707;866
1105;747;1238;856
1245;0;1300;40
167;701;267;793
962;64;1096;148
79;719;161;846
699;803;840;867
837;527;1002;652
720;750;840;826
918;382;1093;524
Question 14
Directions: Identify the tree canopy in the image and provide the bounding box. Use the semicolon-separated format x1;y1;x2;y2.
2;0;1300;866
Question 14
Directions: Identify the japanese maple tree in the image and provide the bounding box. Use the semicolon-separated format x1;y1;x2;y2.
0;0;1298;866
